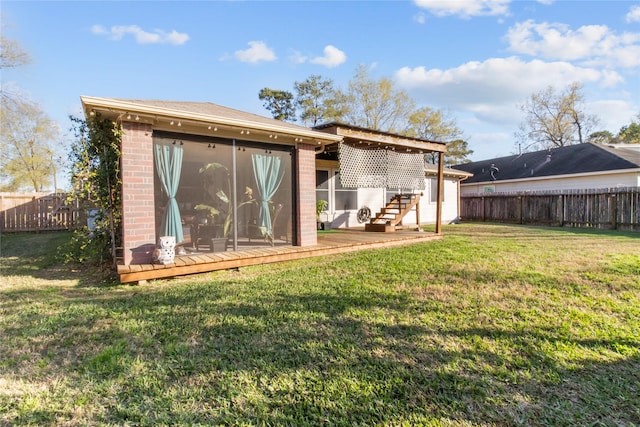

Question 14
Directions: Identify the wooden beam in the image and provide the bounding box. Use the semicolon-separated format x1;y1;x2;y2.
436;152;445;235
317;124;447;153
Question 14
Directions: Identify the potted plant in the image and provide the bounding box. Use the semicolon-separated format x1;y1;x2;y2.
194;162;232;251
316;199;328;230
195;162;260;251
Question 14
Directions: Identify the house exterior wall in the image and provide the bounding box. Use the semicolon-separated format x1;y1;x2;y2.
121;121;156;265
461;170;640;195
408;178;460;225
322;178;461;228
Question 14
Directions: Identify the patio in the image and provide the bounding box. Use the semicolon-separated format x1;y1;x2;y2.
117;228;442;283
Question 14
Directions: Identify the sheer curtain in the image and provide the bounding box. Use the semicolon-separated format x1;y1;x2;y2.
251;153;284;237
154;143;184;243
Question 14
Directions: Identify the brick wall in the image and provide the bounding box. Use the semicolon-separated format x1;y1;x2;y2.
296;143;317;246
121;122;156;264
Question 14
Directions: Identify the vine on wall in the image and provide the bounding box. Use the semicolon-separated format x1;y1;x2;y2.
64;113;123;267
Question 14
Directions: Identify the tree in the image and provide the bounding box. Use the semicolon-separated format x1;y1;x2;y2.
406;106;462;142
294;75;343;126
404;106;468;165
586;113;640;145
617;114;640;144
1;26;31;108
336;64;415;133
0;33;30;69
516;82;598;151
0;99;58;191
586;130;615;145
258;88;296;121
444;139;474;166
258;67;470;161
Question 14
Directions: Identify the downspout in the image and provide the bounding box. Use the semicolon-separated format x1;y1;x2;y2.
457;174;470;222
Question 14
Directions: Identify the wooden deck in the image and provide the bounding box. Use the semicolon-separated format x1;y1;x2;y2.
117;228;442;283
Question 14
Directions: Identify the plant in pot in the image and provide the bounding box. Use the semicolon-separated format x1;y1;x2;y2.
194;162;259;251
316;199;328;230
194;162;232;251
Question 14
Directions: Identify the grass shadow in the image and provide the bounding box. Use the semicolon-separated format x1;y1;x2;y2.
0;231;120;287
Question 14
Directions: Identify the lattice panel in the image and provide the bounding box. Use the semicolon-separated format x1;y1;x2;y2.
338;143;426;190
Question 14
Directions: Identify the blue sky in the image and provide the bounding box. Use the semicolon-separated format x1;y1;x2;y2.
3;0;640;165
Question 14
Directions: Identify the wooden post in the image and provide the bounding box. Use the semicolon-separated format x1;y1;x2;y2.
482;197;486;222
435;152;444;235
609;193;617;230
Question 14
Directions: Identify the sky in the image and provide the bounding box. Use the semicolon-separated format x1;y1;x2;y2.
3;0;640;171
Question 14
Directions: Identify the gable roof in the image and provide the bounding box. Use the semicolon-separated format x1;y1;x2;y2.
80;96;343;144
452;143;640;184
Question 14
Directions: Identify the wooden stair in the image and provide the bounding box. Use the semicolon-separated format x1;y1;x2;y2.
365;193;421;232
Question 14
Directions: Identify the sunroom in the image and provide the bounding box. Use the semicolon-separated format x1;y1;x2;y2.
80;97;448;282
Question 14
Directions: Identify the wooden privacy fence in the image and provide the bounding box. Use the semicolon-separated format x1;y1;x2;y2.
0;192;83;232
461;187;640;231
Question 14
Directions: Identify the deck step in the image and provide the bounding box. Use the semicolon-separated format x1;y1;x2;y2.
365;223;396;232
366;193;421;233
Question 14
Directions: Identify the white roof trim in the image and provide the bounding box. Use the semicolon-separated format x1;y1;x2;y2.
461;167;640;186
80;96;343;143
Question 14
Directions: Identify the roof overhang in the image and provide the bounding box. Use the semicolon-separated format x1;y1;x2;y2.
80;96;343;146
426;165;473;180
314;122;447;154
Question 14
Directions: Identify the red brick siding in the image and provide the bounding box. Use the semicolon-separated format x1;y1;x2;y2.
121;122;155;264
296;143;317;246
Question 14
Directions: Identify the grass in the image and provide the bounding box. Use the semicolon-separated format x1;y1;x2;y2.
1;224;639;426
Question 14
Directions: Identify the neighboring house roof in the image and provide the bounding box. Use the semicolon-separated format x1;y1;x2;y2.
452;143;640;184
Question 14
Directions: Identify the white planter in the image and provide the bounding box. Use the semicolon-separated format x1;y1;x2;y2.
153;235;176;265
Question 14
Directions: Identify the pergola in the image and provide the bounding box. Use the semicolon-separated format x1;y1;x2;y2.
313;122;448;233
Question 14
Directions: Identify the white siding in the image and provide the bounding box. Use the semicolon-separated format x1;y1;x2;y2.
326;179;461;229
414;178;460;225
461;171;640;196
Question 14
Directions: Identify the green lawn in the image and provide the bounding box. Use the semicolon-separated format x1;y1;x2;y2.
1;224;639;426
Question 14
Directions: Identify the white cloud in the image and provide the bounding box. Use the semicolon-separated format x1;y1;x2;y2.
588;99;639;134
394;57;619;126
290;50;308;64
234;41;277;64
91;24;189;45
309;45;347;68
505;20;640;68
413;0;511;18
626;5;640;23
414;12;426;24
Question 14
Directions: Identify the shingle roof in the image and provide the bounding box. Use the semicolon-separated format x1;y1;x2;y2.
452;143;640;184
110;98;315;133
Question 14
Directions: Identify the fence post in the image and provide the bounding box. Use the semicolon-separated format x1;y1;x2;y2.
482;196;486;222
517;195;523;224
609;193;617;230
